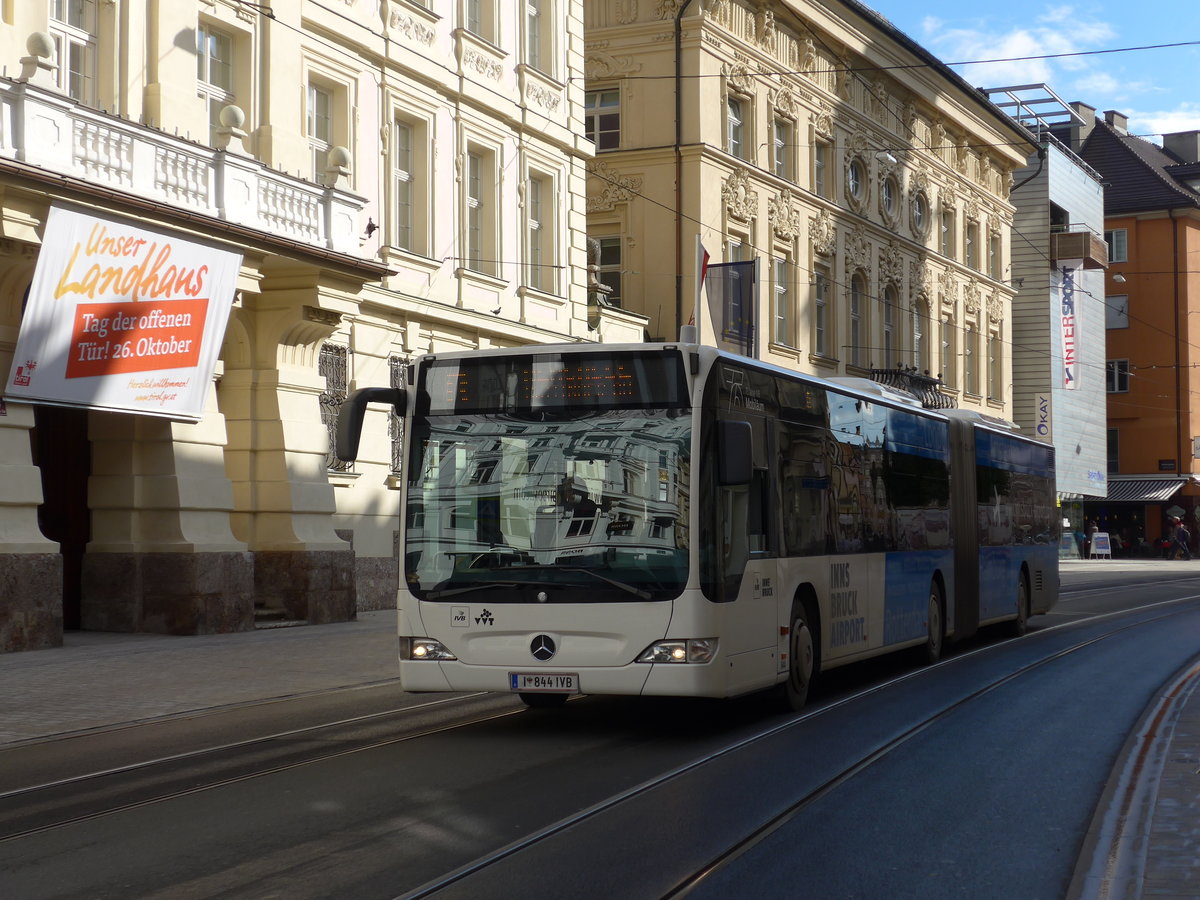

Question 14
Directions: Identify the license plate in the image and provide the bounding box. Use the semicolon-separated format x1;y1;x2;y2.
509;672;579;692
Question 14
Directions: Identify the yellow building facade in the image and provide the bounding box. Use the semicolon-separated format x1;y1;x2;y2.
0;0;608;651
583;0;1033;404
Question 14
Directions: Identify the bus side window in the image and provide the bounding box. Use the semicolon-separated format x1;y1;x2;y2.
748;468;770;553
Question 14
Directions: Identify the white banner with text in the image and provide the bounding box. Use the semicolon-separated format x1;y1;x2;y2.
4;206;241;421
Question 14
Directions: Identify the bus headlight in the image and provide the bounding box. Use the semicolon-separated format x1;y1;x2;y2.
635;639;717;664
400;637;457;661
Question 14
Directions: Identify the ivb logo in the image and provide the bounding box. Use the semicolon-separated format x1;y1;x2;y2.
451;607;469;627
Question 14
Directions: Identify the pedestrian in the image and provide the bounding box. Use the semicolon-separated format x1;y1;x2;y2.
1085;519;1098;558
1176;519;1192;561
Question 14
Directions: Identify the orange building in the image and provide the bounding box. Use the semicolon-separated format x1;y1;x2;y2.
1069;110;1200;553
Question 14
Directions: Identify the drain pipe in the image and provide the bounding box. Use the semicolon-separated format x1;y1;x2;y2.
674;0;696;339
1173;208;1183;470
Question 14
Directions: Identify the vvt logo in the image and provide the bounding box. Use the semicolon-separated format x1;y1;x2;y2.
475;609;494;626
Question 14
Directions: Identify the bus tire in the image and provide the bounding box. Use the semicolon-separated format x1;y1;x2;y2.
774;598;818;712
1009;570;1030;638
922;580;945;665
520;692;569;709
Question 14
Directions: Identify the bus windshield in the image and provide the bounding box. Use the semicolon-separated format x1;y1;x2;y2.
405;353;691;603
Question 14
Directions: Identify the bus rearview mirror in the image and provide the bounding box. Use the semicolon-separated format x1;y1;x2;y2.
335;387;407;462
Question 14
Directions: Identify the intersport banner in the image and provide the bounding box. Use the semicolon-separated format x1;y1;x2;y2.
4;206;242;421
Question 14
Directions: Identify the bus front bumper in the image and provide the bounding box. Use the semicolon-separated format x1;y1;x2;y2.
399;658;736;699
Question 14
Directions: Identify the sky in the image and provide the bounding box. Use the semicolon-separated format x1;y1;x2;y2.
868;1;1200;143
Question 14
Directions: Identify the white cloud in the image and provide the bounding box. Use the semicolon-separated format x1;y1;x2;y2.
1071;72;1160;106
920;13;1117;90
1072;72;1120;96
1036;6;1076;25
1130;105;1200;140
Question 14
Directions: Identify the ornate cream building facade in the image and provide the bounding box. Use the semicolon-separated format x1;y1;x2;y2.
0;0;616;651
583;0;1034;405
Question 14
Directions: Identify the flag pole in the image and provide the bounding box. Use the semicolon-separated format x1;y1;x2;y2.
692;234;708;344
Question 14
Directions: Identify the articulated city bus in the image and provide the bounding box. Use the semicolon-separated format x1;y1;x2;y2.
336;342;1058;710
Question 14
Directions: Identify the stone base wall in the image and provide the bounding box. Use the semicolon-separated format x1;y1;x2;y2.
0;554;63;652
355;555;398;611
254;550;356;624
1;548;362;652
82;552;255;635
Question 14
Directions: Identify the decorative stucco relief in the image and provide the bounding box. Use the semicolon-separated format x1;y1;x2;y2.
388;9;435;45
910;258;933;300
798;33;818;76
937;269;958;310
845;226;870;273
655;0;685;19
879;242;904;286
527;83;562;113
835;55;853;100
724;61;755;96
768;189;802;241
963;282;981;316
722;167;758;221
909;165;931;197
464;50;502;81
810;209;836;256
988;293;1004;324
587;160;643;212
813;103;833;137
769;86;800;120
586;53;643;79
755;5;776;52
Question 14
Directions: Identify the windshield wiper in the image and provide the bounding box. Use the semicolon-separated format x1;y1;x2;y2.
556;567;652;599
479;564;652;600
425;568;652;601
426;580;532;600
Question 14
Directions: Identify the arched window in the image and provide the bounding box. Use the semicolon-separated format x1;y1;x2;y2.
940;315;955;387
850;272;867;367
912;298;931;373
882;285;899;368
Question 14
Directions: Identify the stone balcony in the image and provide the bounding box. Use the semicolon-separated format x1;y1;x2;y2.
0;63;367;258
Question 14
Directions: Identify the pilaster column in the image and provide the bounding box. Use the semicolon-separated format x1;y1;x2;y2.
0;401;62;651
82;379;252;635
220;286;357;623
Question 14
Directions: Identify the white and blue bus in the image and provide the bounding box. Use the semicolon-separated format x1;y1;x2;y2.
336;342;1058;710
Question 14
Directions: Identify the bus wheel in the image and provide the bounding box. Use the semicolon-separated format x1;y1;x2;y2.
520;693;569;709
1009;573;1030;638
775;601;817;712
923;582;944;665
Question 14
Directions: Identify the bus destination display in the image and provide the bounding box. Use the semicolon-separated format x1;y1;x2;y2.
423;351;686;414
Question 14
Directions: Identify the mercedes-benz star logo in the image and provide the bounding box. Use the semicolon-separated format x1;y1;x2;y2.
530;634;557;661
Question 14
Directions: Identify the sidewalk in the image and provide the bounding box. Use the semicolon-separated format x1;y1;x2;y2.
1;585;1198;898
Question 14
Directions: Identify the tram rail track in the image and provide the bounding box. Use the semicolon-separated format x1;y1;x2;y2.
0;692;514;843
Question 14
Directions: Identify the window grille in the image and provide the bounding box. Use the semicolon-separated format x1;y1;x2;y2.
319;343;351;472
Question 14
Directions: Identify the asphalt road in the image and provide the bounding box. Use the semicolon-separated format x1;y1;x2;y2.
2;565;1198;899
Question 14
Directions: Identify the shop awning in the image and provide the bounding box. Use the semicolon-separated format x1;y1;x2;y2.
1104;478;1193;502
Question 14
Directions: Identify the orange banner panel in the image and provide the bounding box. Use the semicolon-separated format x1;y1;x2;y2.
65;299;210;379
